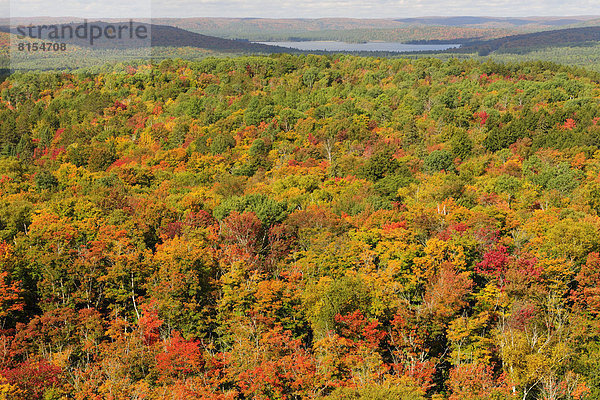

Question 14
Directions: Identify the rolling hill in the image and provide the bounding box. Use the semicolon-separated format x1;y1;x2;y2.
1;22;291;53
449;26;600;55
5;16;598;46
394;16;599;27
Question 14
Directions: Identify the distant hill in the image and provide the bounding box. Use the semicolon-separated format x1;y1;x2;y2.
4;18;600;58
143;18;536;45
451;26;600;55
149;23;290;53
3;17;527;42
7;16;596;45
144;18;406;34
1;21;291;53
394;16;598;27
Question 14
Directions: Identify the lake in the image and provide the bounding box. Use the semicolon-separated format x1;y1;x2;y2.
257;41;461;53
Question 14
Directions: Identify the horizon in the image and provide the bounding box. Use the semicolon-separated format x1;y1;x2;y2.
3;15;600;22
4;15;600;19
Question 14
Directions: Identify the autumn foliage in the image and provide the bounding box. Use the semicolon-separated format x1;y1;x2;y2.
0;55;599;399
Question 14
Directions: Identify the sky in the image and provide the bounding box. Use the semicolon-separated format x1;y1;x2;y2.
3;0;600;19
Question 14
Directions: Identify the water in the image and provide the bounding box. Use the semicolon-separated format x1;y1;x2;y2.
257;41;460;53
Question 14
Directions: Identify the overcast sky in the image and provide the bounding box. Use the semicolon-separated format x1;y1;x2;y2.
4;0;600;19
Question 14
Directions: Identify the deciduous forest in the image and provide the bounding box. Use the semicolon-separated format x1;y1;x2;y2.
0;55;599;399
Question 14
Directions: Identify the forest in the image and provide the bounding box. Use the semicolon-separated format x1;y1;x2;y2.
0;55;599;399
450;27;600;56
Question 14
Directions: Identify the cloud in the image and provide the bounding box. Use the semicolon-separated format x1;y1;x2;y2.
9;0;152;18
7;0;600;18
